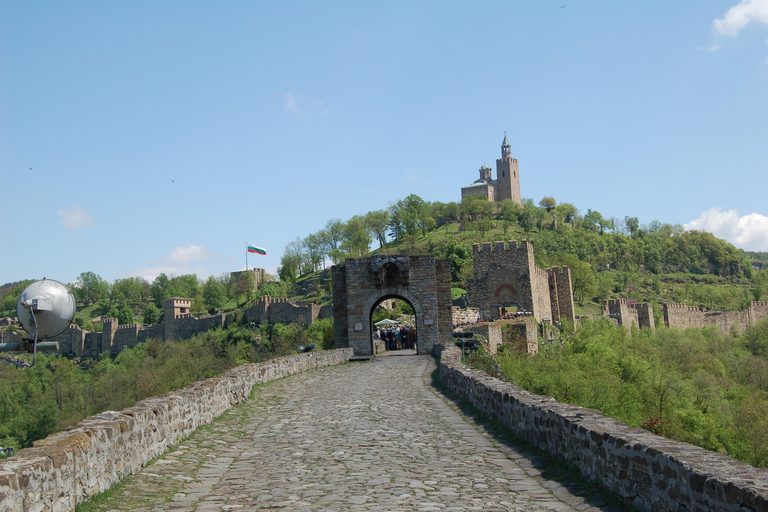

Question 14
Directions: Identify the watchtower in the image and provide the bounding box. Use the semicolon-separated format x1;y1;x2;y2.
495;134;521;204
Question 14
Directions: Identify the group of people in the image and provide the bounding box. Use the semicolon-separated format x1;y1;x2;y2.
374;324;417;351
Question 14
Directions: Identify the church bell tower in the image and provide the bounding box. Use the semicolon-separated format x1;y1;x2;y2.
496;134;521;204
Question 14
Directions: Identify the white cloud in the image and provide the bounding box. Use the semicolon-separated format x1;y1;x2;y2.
684;208;768;251
284;92;304;116
697;43;721;52
284;92;330;117
405;170;430;185
714;0;768;37
127;243;212;282
164;243;211;265
58;204;93;229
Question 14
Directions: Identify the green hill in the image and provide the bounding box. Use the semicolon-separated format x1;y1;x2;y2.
283;196;766;313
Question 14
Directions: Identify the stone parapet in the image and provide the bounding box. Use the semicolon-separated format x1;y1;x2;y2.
0;348;354;512
434;343;768;512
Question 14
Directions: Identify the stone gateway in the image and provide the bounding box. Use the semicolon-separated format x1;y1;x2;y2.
332;255;453;356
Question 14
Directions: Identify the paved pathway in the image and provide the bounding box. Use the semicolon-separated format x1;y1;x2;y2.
83;352;625;512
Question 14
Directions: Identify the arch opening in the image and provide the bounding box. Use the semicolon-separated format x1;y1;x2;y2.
493;284;524;319
369;295;419;356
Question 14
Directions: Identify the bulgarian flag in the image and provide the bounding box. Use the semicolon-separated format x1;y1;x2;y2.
247;244;267;255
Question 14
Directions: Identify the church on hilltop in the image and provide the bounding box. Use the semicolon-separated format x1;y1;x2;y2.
460;135;521;204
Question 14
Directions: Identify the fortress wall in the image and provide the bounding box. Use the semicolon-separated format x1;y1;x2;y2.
83;332;100;358
136;324;166;344
605;299;642;329
466;324;500;356
550;266;576;324
435;343;768;512
452;306;480;325
469;240;540;320
166;314;226;342
318;304;333;320
751;301;768;319
0;348;354;512
113;324;141;350
636;302;655;329
503;319;538;356
663;302;768;335
268;299;312;325
530;265;552;323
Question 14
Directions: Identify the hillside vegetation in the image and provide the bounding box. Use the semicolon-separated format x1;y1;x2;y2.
0;318;334;454
279;195;765;312
469;318;768;468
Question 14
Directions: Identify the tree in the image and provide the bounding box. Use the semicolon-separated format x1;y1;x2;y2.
365;209;390;249
142;303;161;325
389;194;428;247
151;273;170;305
111;277;150;303
324;219;344;264
108;302;136;325
74;272;108;305
625;216;640;238
341;215;371;257
431;239;474;283
303;233;325;272
553;203;578;225
553;254;597;302
539;196;556;212
278;239;303;283
202;276;225;313
500;200;522;235
519;199;546;233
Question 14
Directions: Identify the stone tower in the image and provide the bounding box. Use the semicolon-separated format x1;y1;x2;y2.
495;134;521;204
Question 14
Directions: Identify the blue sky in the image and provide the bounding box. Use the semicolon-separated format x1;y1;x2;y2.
1;1;767;286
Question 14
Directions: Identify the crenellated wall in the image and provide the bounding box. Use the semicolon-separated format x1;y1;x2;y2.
467;240;574;325
1;295;325;359
604;299;656;330
0;348;354;512
663;301;768;335
434;343;768;512
244;296;322;326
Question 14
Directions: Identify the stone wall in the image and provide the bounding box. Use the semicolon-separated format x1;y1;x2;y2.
245;296;321;326
230;268;266;293
503;319;539;356
549;266;575;324
434;343;768;512
332;255;452;357
465;324;500;356
0;348;354;512
1;295;321;360
467;240;574;325
604;299;656;330
452;306;480;326
663;301;768;335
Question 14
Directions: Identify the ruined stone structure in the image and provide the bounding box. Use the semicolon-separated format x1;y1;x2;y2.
0;348;354;512
451;306;479;325
332;255;452;356
604;298;656;330
467;240;575;324
435;342;768;512
0;295;331;359
602;299;768;334
230;268;266;293
244;295;329;326
460;134;521;204
663;301;768;335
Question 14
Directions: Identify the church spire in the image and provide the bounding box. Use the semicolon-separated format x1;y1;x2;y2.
501;132;511;157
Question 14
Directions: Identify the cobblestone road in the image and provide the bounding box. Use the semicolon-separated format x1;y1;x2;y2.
83;352;625;512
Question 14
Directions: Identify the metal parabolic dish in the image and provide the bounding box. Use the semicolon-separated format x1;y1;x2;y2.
16;279;76;338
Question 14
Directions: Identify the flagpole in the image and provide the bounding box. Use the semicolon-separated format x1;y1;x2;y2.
246;242;249;271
